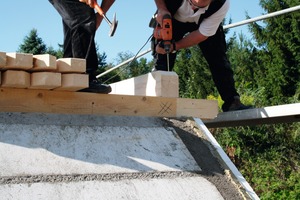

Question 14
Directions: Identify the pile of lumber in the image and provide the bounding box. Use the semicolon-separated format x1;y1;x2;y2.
0;52;219;119
0;52;88;91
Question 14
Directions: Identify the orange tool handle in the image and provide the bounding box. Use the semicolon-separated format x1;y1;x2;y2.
94;3;104;16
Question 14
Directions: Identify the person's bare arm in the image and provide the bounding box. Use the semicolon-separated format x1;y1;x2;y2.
95;0;115;29
156;30;208;54
176;30;208;50
99;0;115;13
79;0;98;8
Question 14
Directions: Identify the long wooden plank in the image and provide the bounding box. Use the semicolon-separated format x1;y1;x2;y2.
0;88;218;119
203;103;300;128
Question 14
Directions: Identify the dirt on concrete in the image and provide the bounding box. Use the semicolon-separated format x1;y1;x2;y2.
162;117;249;200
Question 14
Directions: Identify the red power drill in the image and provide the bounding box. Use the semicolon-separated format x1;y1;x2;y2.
153;14;173;71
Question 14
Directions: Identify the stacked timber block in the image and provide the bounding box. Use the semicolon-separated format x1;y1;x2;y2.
0;52;88;91
110;71;179;98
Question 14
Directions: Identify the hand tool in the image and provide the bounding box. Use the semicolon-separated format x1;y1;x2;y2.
94;3;118;37
153;14;173;71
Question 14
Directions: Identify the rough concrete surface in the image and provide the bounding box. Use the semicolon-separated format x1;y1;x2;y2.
0;112;246;200
163;117;247;199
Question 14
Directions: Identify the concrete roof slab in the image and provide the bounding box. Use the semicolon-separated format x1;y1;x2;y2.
0;124;200;176
0;177;223;200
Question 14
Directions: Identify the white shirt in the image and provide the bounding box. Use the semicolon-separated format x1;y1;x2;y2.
173;0;230;36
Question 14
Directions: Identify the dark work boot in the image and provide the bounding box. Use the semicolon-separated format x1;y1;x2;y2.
79;79;112;94
222;96;253;112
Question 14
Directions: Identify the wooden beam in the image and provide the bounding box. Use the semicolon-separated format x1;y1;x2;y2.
29;72;61;89
4;53;33;70
110;71;179;98
32;54;57;71
56;58;86;73
0;88;218;119
55;74;89;91
0;52;6;68
203;103;300;128
1;70;30;88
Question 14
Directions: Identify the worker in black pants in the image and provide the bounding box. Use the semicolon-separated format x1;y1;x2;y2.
152;0;252;112
48;0;115;93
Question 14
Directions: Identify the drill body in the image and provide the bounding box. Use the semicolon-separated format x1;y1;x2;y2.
153;14;173;53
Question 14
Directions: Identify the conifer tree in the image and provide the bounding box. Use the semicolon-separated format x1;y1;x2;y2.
18;29;47;55
248;0;300;104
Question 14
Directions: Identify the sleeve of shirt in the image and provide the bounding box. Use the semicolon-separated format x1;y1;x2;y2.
199;0;230;37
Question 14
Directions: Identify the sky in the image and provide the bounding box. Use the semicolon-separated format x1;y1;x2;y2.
0;0;264;65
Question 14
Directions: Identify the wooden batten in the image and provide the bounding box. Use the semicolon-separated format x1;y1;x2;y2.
0;88;218;119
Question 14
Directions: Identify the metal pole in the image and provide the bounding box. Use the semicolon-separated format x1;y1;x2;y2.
224;5;300;29
96;48;152;78
193;117;261;200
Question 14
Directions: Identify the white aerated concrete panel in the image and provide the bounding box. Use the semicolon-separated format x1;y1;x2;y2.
0;125;200;176
0;177;223;200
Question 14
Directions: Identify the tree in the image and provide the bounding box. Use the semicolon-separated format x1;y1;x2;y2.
18;29;47;54
226;32;261;106
95;50;122;84
174;47;216;99
46;45;63;59
111;51;152;81
248;0;300;104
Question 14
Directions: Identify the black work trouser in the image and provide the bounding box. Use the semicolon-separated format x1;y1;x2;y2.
48;0;98;80
153;19;239;104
